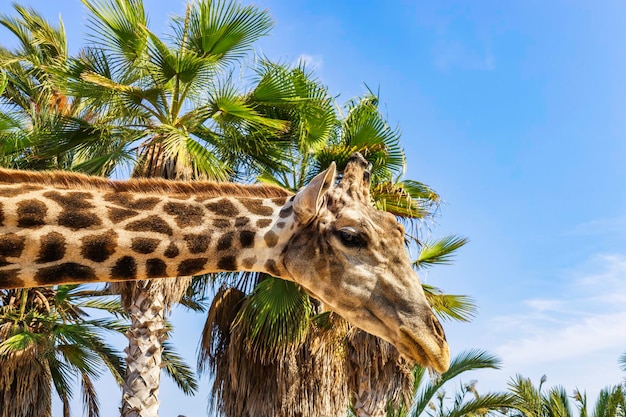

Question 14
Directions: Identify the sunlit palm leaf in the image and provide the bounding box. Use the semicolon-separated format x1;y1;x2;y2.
372;180;440;219
0;70;6;95
423;284;477;323
184;0;273;64
251;59;335;151
81;0;148;68
409;349;503;417
447;392;516;417
211;85;287;131
414;235;469;268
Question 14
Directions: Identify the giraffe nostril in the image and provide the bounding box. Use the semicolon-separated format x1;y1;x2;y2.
430;315;447;342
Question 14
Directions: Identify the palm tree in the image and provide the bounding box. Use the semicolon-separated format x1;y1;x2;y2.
49;1;310;416
199;86;476;416
0;285;126;417
507;375;626;417
1;2;229;415
383;350;514;417
620;351;626;374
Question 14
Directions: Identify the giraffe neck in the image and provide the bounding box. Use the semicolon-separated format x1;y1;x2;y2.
0;170;294;289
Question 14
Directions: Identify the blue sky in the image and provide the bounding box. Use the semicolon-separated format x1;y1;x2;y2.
2;0;626;415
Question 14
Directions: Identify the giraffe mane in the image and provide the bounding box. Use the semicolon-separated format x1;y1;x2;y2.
0;168;292;198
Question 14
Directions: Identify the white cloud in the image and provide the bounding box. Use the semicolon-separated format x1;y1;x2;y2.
485;253;626;396
497;310;626;365
296;53;324;71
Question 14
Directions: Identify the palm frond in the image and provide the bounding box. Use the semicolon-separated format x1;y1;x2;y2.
372;180;440;219
409;349;502;417
233;277;313;362
414;236;469;268
184;0;273;65
81;0;148;68
80;373;100;417
162;341;198;395
423;284;477;322
447;392;516;417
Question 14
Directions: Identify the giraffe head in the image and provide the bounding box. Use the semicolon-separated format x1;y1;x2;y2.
278;153;450;373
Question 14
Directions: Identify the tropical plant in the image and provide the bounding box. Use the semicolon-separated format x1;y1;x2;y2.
620;351;626;373
383;349;514;417
0;285;126;417
199;85;475;417
0;4;71;170
43;1;312;416
507;375;626;417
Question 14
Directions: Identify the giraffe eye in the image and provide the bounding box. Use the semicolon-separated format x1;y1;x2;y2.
336;227;367;248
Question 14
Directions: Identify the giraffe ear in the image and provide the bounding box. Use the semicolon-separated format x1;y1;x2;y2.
293;162;336;225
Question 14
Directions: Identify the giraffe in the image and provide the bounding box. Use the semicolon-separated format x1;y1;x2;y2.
0;153;449;372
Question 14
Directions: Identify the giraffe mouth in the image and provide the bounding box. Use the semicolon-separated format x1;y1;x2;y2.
398;327;450;373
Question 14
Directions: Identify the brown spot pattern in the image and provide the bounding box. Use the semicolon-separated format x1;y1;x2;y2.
205;199;239;216
178;258;208;276
44;191;95;210
213;218;231;228
0;188;23;198
164;242;180;258
58;211;102;230
0;233;26;258
43;191;102;230
217;232;234;251
37;232;66;263
235;217;249;227
104;193;160;210
80;230;118;262
131;237;160;254
278;205;293;218
265;259;281;277
0;269;24;288
108;207;139;223
183;234;210;254
239;199;273;216
239;231;255;248
17;199;47;228
217;256;237;271
241;257;256;269
164;202;205;228
111;256;137;280
146;258;168;278
0;184;43;197
125;216;173;236
256;218;272;228
264;230;279;247
35;262;96;285
0;202;3;226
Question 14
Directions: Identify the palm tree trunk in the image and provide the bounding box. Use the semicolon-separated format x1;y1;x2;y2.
120;286;167;417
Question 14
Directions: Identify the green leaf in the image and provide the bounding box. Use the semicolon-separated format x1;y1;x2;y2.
162;341;198;395
0;331;42;354
233;277;313;361
184;0;273;64
423;284;477;322
414;235;469;268
0;70;7;95
81;0;148;66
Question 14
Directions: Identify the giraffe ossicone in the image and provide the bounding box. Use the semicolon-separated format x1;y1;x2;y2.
0;153;449;372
